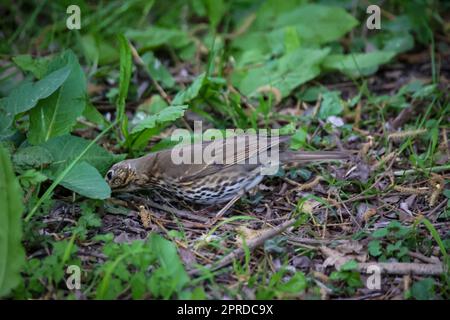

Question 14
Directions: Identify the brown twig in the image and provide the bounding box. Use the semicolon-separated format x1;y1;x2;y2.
189;218;297;276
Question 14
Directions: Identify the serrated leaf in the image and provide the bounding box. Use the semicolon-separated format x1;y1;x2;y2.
172;74;206;105
59;161;111;199
12;54;50;79
0;146;25;297
131;105;188;134
28;50;87;144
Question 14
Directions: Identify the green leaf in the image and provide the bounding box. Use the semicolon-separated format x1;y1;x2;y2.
131;105;188;134
372;227;388;238
126;27;192;51
0;64;71;116
18;169;48;189
149;233;189;295
340;260;358;271
117;34;132;123
410;278;435;300
130;272;146;299
290;128;307;150
203;0;227;28
12;54;50;79
233;3;358;56
172;73;207;105
271;4;358;45
40;135;120;175
12;145;53;170
368;240;382;257
0;146;25;297
141;52;175;88
82;103;109;127
59;161;111;199
137;94;168;114
323;51;396;77
28;50;87;144
318;91;343;120
233;48;329;98
26;123;117;222
80;34;119;65
277;272;307;294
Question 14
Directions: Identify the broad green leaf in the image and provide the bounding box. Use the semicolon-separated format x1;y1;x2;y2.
82;103;109;127
203;0;227;28
40;135;120;175
0;108;14;138
290;128;307;150
410;278;435;300
149;233;190;293
233;48;329;98
172;73;206;105
28;50;87;144
271;4;358;45
233;4;358;57
0;64;71;116
368;240;382;257
277;272;307;293
12;145;53;170
0;146;25;297
12;54;50;79
323;51;396;77
340;260;359;271
131;105;188;134
80;34;119;65
59;161;111;199
126;27;191;51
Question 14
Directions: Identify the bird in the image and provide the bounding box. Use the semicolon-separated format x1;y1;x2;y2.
106;134;349;209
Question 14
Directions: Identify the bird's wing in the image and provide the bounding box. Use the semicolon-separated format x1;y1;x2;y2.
162;134;287;183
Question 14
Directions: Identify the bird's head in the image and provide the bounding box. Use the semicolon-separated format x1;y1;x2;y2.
105;160;137;191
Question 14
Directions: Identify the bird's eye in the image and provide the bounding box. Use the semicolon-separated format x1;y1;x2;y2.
106;170;114;180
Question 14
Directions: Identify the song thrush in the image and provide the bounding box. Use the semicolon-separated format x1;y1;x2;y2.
106;134;349;205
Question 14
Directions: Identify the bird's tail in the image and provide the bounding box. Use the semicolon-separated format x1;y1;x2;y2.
280;150;350;163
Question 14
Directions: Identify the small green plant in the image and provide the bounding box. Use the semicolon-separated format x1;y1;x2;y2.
329;260;363;296
368;221;414;262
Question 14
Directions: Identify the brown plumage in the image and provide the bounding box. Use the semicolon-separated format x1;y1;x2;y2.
106;134;349;204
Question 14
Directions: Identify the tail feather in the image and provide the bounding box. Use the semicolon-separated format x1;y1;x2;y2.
280;150;350;163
